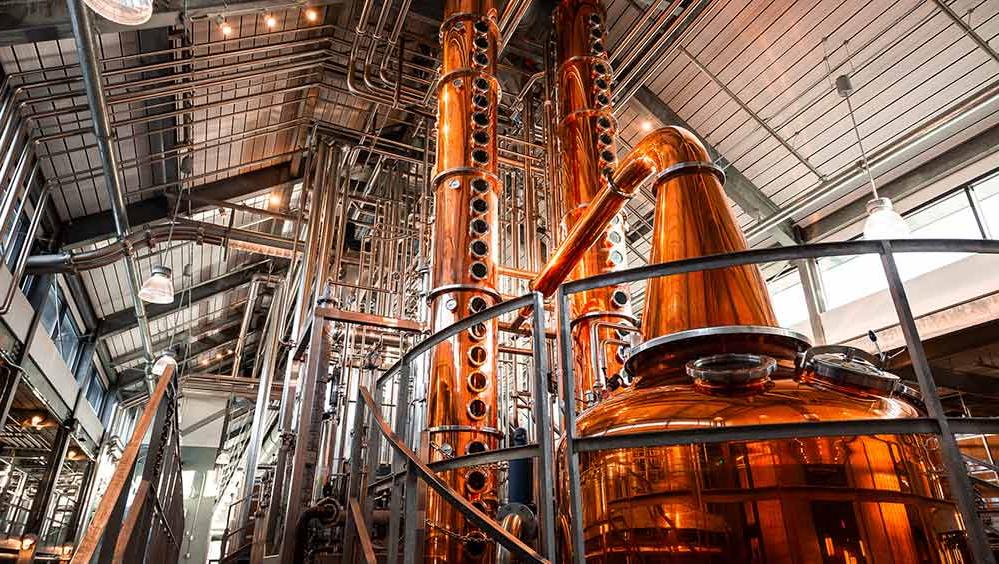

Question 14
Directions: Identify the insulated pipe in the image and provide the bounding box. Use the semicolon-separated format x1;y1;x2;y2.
66;0;155;367
237;281;285;528
25;222;302;274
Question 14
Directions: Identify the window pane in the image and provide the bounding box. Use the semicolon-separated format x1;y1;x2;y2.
820;189;982;308
56;309;82;370
39;282;60;335
86;371;106;413
768;270;809;327
818;253;886;309
976;172;999;237
895;190;981;281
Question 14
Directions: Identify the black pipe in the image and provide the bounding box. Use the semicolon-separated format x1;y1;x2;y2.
507;427;533;505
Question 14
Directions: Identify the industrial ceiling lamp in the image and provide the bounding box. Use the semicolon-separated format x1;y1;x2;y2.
83;0;153;25
152;350;178;376
836;74;909;240
138;265;175;304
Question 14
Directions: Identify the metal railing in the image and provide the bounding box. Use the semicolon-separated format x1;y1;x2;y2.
342;291;556;563
555;238;999;564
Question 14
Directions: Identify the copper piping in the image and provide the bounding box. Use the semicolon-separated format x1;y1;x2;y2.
424;0;503;561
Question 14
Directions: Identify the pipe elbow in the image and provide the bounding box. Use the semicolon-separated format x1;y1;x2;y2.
612;126;712;192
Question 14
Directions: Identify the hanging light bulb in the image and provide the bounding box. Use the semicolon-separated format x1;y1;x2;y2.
836;74;909;241
304;7;318;22
152;350;178;376
264;13;277;28
219;16;233;36
138;265;175;304
864;197;910;240
84;0;152;25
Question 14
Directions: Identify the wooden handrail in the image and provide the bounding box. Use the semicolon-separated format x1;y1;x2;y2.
348;498;378;564
71;363;175;564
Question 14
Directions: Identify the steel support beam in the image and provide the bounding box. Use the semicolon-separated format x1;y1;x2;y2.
631;86;800;246
61;164;299;246
803;123;999;242
67;0;155;367
111;314;244;367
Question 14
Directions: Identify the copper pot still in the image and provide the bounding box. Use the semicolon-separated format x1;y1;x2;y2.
552;35;968;563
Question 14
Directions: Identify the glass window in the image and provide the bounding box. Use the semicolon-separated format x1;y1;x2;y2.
975;172;999;237
85;372;106;414
38;280;85;370
819;189;983;309
768;269;809;327
894;190;982;281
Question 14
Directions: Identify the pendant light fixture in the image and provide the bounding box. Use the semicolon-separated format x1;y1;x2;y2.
152;350;178;376
83;0;153;25
836;74;909;240
138;264;175;304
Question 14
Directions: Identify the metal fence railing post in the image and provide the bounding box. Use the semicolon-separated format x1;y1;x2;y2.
556;286;586;564
530;292;557;562
363;376;385;533
386;360;411;562
342;383;367;563
879;240;995;564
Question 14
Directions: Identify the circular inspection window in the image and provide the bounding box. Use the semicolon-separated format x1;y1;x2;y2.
468;370;488;391
470;240;489;258
470;261;488;280
471;178;489;193
468;345;488;366
471;218;489;235
469;296;488;313
467;398;488;420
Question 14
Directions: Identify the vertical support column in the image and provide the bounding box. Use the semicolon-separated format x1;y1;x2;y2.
386;359;412;561
0;363;20;430
529;292;556;561
278;312;330;563
796;257;827;344
402;431;428;564
239;283;284;528
342;381;368;563
557;286;586;564
18;420;72;562
879;241;995;564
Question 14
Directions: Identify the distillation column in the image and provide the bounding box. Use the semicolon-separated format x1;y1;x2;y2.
554;0;635;405
425;0;503;560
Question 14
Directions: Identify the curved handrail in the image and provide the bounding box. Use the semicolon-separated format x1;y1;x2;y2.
376;292;540;387
357;386;548;563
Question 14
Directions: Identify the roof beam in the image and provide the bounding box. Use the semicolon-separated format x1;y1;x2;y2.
110;313;246;366
99;263;273;338
61;164;299;247
802;123;999;242
631;86;800;246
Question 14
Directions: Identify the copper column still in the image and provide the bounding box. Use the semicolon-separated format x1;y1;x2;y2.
557;129;967;562
425;0;503;561
551;0;636;406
